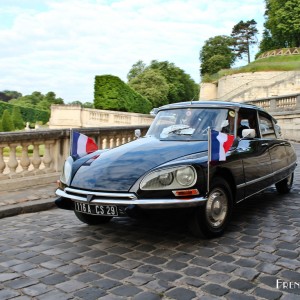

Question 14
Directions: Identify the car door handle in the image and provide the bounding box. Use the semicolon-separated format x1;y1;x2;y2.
261;143;269;147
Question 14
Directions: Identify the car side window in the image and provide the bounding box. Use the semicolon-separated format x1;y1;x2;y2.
236;108;259;138
258;113;276;138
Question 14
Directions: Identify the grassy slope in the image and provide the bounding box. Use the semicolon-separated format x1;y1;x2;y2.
204;55;300;82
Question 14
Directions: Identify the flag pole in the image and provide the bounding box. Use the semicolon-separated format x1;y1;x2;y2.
69;128;73;157
207;127;211;195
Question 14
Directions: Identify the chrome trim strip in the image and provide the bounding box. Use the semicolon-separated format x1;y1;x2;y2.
56;189;207;209
236;162;296;189
65;187;137;199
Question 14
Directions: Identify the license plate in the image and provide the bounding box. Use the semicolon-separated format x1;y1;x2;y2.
75;202;118;216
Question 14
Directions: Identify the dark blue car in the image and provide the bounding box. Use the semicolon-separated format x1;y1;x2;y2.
56;101;297;238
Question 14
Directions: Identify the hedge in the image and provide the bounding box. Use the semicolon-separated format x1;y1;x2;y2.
94;75;152;114
0;101;50;124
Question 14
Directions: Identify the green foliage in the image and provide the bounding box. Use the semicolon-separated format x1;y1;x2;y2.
127;60;146;81
202;55;300;82
128;69;169;107
2;110;15;132
9;91;64;112
0;101;50;125
12;106;24;129
94;75;152;113
0;120;2;132
128;60;199;106
68;101;94;108
260;0;300;52
231;19;258;63
200;35;236;76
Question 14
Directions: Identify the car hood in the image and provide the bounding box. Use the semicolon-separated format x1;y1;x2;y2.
71;137;207;191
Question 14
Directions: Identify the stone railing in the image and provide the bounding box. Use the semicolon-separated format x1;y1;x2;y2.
247;93;300;112
0;126;149;191
247;93;300;141
49;105;154;129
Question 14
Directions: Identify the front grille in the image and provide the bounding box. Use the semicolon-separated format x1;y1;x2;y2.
64;187;137;201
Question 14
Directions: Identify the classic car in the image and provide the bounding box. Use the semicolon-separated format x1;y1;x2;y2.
55;101;297;238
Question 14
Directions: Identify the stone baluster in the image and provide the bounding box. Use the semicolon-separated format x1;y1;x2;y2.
116;136;121;147
20;143;31;175
0;147;8;179
7;144;20;178
110;136;116;148
43;141;53;172
32;143;43;174
102;136;108;149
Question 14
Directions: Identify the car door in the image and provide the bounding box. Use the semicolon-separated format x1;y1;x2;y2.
258;112;289;183
235;108;273;200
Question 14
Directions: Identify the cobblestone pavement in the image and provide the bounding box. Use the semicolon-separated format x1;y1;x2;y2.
0;144;300;299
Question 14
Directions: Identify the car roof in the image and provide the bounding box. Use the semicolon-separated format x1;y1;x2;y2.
156;100;277;123
158;100;264;111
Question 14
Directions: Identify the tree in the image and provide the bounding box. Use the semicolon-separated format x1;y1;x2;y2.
260;0;300;52
2;110;15;132
128;60;199;105
128;69;169;107
94;75;152;113
149;60;199;103
83;102;94;108
9;91;64;112
0;120;2;132
12;106;24;130
231;19;258;63
200;35;236;76
127;60;147;81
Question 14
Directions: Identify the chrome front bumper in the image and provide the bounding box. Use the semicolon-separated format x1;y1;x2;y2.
56;187;207;209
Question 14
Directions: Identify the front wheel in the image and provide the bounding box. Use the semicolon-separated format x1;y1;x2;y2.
275;172;294;194
189;177;233;238
74;211;112;225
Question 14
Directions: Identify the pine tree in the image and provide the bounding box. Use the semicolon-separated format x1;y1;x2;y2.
2;110;15;132
12;106;24;130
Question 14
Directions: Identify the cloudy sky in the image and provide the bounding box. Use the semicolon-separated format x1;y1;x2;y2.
0;0;265;103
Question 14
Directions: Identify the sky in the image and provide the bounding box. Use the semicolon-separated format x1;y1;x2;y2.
0;0;266;103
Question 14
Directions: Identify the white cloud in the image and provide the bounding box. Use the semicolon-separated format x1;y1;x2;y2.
0;0;265;102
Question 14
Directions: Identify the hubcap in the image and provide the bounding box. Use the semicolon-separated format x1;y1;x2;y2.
206;188;228;228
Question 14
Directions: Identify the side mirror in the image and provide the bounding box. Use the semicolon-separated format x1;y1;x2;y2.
135;129;141;138
242;129;256;138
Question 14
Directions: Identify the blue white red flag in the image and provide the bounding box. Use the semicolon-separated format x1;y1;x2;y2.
71;131;98;159
211;130;234;161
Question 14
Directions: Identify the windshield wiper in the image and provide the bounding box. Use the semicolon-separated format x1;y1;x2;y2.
160;125;195;138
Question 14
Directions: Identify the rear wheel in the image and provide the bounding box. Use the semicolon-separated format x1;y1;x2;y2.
275;172;294;194
74;211;112;225
189;177;233;238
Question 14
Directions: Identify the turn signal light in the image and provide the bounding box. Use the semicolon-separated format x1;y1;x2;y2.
172;189;199;197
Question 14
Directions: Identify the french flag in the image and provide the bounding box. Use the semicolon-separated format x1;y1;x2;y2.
71;131;98;159
211;130;234;161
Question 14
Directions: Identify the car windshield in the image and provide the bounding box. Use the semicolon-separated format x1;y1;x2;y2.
146;108;233;141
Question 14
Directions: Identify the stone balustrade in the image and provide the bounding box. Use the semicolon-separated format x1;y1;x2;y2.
0;125;149;191
247;93;300;141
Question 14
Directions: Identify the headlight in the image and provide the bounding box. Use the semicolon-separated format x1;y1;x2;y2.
140;166;197;190
60;156;73;185
176;167;195;186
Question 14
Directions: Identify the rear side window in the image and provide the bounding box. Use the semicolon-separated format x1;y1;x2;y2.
258;113;276;138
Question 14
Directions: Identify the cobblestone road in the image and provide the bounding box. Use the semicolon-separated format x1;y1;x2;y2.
1;145;300;300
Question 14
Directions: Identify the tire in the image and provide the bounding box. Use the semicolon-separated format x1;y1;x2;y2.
275;172;294;194
74;211;112;225
189;177;233;239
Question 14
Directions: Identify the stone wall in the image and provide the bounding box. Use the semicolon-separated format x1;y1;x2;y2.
200;71;300;102
49;105;154;129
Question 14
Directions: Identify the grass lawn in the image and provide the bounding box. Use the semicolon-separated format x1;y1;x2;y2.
203;55;300;83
